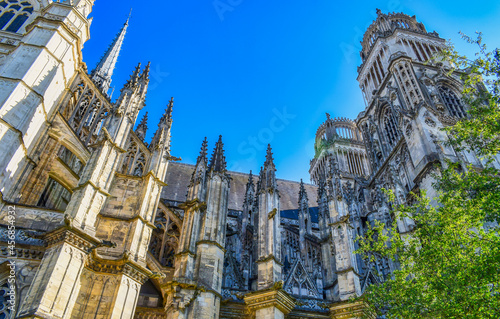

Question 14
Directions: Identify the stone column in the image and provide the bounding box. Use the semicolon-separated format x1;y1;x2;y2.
327;159;361;301
17;228;97;318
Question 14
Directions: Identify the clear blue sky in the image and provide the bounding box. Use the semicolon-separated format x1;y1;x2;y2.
83;0;500;183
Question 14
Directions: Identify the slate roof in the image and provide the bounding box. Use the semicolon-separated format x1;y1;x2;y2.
162;162;318;212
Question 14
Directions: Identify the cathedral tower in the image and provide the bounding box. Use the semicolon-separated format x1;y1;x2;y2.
0;0;95;202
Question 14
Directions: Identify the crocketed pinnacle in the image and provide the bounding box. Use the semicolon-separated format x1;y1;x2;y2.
299;179;308;203
208;135;227;173
165;97;174;121
264;144;275;168
197;137;208;164
135;112;148;141
244;170;255;204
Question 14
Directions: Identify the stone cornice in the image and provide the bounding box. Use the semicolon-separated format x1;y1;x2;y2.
44;226;100;252
174;250;196;258
87;127;127;153
179;199;207;212
329;301;372;319
97;212;156;229
196;240;226;253
256;254;283;266
244;288;296;315
328;215;352;227
336;267;361;277
71;180;111;197
87;251;153;284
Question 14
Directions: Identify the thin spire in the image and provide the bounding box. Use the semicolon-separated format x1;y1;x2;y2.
128;8;133;22
299;179;309;211
208;136;227;173
91;14;130;95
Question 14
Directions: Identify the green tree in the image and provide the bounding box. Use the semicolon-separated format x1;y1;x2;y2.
355;34;500;319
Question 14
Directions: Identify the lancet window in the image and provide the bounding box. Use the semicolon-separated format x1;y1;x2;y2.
121;139;148;177
438;85;466;118
0;0;33;33
383;107;400;146
149;209;180;268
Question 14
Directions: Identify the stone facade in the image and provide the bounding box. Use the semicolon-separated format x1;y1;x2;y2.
0;3;489;319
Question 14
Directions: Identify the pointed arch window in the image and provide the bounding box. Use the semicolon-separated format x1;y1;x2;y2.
121;139;148;176
382;107;400;146
438;86;466;118
0;0;34;33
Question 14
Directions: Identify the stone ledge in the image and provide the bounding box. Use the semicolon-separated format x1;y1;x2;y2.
329;301;372;319
244;288;296;315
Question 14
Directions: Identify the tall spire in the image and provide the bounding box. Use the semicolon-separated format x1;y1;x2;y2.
91;13;130;95
208;135;227;173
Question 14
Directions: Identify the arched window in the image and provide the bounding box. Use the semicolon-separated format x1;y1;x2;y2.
0;0;34;33
383;107;400;146
121;139;148;176
438;86;466;118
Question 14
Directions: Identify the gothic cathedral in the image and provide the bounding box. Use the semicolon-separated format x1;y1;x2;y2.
0;2;480;319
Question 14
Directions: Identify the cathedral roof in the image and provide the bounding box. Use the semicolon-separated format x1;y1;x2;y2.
281;207;319;223
162;162;318;211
